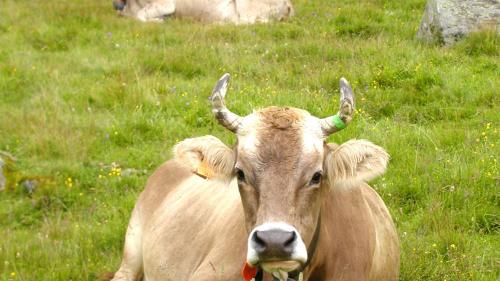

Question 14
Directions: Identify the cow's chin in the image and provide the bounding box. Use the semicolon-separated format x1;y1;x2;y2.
260;260;301;273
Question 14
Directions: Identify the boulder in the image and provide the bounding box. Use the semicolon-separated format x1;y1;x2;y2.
417;0;499;45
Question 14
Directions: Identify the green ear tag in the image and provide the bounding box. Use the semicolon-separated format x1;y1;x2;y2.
332;114;346;130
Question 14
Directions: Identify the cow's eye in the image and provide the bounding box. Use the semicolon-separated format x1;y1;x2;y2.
309;172;322;186
235;168;246;182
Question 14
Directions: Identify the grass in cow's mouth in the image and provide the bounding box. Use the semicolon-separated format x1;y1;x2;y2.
0;0;498;280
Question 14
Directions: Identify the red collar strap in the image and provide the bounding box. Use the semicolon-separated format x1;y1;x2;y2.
242;262;258;281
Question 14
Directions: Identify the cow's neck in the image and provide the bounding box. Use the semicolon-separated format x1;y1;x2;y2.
298;192;337;281
292;214;321;280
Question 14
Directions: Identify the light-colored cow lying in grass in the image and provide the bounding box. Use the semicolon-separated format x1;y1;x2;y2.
112;0;294;23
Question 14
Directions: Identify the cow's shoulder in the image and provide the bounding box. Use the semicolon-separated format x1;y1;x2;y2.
361;185;400;281
307;186;378;280
137;159;194;218
307;184;398;280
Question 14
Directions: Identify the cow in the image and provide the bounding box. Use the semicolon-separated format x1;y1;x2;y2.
112;0;294;23
108;74;400;281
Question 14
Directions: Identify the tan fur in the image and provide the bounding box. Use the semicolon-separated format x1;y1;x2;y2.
304;184;399;281
362;186;400;281
255;107;307;164
258;106;305;129
116;0;294;23
111;106;399;281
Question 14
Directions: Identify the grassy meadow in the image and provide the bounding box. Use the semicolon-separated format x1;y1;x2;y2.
0;0;498;280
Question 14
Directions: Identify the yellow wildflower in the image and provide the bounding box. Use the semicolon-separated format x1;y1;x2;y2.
65;177;73;188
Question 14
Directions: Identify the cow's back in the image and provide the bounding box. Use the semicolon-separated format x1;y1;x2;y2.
136;159;247;281
174;0;238;22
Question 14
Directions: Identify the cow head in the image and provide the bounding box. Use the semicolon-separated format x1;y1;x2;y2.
113;0;126;11
208;74;388;275
271;0;294;21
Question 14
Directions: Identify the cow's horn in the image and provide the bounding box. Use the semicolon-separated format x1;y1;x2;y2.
319;77;355;136
209;73;243;133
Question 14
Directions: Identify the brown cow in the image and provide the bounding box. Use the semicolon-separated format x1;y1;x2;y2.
109;74;399;281
112;0;294;23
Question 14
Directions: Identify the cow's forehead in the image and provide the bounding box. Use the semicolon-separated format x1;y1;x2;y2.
236;107;324;162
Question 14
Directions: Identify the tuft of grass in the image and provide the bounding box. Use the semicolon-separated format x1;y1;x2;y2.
455;28;499;57
0;0;498;280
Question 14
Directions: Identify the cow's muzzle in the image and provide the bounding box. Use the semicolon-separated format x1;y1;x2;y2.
247;222;307;272
252;229;296;258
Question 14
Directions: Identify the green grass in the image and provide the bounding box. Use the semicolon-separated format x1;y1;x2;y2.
0;0;498;280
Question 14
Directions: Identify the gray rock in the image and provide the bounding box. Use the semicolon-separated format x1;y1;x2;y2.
21;179;38;195
417;0;500;45
0;157;5;191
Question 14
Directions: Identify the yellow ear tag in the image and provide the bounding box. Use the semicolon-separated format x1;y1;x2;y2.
196;162;214;179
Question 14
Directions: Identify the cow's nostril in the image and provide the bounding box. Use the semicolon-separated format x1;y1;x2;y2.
283;231;296;248
253;231;267;250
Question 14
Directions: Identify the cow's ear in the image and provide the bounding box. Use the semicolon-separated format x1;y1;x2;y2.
173;135;235;179
324;140;389;188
